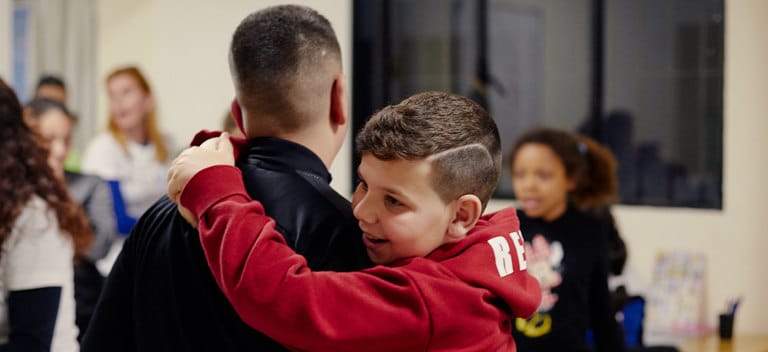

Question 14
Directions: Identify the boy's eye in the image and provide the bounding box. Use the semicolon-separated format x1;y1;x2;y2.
385;195;403;207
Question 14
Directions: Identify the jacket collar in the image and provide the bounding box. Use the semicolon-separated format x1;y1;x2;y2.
242;137;332;184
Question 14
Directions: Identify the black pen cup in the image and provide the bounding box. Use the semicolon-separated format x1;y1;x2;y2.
718;313;735;340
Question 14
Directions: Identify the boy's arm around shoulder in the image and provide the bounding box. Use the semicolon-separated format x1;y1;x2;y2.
177;165;434;351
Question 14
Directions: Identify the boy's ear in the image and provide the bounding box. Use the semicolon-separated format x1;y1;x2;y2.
446;194;483;240
330;73;348;126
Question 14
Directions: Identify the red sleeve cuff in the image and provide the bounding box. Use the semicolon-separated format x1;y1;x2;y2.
179;165;249;218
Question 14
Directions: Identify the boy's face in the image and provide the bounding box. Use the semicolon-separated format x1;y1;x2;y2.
352;154;456;265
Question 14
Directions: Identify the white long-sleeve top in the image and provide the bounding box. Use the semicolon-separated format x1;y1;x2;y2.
0;196;79;351
81;132;175;220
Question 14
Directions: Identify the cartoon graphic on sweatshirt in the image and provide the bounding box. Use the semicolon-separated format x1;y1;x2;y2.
515;234;563;337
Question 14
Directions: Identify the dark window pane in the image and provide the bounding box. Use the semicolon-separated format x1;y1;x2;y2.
603;0;723;207
353;0;723;209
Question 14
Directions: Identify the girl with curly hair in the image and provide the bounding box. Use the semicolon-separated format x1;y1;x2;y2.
0;78;91;351
506;127;627;352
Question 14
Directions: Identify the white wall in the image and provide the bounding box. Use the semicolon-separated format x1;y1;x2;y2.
97;0;768;335
96;0;352;191
625;0;768;334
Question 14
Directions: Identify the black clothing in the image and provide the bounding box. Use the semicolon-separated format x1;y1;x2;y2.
73;258;103;342
81;137;371;351
0;287;62;352
237;138;371;270
513;206;626;352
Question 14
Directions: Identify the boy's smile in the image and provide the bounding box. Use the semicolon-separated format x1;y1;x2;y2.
352;154;457;265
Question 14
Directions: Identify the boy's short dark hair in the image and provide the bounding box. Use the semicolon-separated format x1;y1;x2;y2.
230;5;341;132
356;92;501;210
36;75;66;90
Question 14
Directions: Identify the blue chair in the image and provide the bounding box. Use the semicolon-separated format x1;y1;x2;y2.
622;296;645;348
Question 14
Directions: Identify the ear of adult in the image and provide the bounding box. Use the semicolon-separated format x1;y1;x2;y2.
329;73;348;128
230;99;245;135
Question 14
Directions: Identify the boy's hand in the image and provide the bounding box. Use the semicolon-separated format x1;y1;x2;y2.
167;133;235;227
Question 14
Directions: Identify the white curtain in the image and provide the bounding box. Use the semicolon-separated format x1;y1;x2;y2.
0;0;11;80
24;0;97;152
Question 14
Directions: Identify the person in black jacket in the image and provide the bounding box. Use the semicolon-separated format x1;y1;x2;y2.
81;5;370;351
506;127;627;352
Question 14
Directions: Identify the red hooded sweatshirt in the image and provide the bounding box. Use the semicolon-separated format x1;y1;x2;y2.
180;165;541;352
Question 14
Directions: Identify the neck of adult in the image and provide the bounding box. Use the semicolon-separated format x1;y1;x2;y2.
277;124;345;170
241;73;348;170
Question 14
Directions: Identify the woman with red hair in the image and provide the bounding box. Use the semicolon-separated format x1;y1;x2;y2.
81;66;176;273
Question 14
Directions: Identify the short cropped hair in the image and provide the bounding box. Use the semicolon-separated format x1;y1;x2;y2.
230;5;341;132
356;92;501;210
36;75;66;90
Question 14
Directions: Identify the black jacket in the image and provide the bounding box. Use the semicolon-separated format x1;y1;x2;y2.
81;137;371;351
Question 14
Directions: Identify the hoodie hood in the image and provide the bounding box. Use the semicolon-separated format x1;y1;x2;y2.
428;207;542;319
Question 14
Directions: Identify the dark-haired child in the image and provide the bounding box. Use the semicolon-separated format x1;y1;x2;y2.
506;127;627;352
168;92;541;352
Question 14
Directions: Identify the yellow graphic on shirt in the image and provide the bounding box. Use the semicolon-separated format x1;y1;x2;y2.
515;313;552;337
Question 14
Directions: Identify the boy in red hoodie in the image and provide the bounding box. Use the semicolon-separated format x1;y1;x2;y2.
169;92;541;351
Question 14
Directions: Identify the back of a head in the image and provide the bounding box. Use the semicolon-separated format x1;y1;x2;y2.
230;5;341;133
0;78;32;249
0;78;91;254
356;91;502;210
0;79;24;127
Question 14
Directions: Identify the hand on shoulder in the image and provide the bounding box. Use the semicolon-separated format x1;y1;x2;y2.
167;133;235;227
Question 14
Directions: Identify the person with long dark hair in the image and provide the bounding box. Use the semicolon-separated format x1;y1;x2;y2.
0;78;92;351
